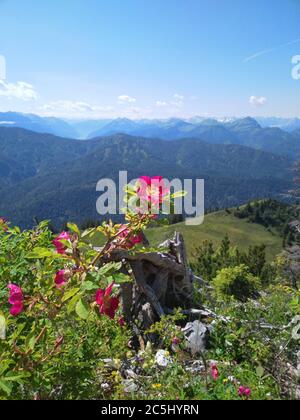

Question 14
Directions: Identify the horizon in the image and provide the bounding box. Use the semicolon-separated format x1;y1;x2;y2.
1;111;300;124
1;0;300;119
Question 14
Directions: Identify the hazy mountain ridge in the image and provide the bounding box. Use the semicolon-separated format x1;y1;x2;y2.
1;112;300;159
0;112;79;138
0;127;293;228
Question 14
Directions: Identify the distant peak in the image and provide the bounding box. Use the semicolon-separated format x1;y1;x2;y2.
228;117;261;130
241;117;261;127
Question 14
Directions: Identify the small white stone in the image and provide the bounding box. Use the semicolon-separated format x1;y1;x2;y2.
101;383;110;391
122;379;139;394
155;350;172;367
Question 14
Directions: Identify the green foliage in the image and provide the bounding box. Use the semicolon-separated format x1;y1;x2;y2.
213;265;260;302
146;210;283;263
146;310;185;348
0;200;299;400
191;235;272;285
0;212;155;399
234;199;300;245
210;284;299;400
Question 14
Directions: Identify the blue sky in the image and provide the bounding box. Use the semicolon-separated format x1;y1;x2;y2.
0;0;300;119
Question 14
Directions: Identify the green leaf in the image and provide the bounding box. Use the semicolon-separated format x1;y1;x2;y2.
81;281;99;291
3;372;31;382
112;273;132;284
0;379;12;396
0;312;6;340
26;247;57;259
75;299;90;320
98;262;122;276
81;228;96;238
67;223;80;235
62;287;81;303
171;190;187;199
66;293;81;314
25;330;37;352
256;365;265;378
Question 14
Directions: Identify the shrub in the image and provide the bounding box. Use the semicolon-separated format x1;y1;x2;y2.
213;264;260;302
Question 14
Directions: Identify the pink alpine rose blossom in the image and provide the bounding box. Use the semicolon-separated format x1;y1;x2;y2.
95;283;120;319
54;270;68;287
238;386;252;398
52;231;71;254
117;225;143;249
211;362;219;380
8;284;24;316
10;302;24;316
137;176;170;208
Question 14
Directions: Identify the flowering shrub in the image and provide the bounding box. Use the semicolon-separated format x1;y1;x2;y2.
0;180;298;400
0;177;185;400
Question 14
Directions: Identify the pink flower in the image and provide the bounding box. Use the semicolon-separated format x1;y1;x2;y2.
8;284;24;316
54;270;68;288
172;337;181;346
117;225;143;249
52;232;71;254
119;317;125;327
211;363;219;380
238;386;251;398
137;176;170;208
10;302;24;316
95;283;120;319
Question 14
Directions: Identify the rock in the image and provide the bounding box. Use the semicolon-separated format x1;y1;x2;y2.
123;369;138;380
155;350;172;367
296;351;300;379
182;321;211;355
101;383;110;391
185;360;205;374
122;379;139;394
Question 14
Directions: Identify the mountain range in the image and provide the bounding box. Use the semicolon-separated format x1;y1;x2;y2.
1;112;300;158
0;126;293;228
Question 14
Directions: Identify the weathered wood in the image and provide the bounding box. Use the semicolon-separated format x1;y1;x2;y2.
104;232;198;329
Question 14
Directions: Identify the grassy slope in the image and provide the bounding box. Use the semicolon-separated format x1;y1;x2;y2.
145;210;282;261
88;210;283;261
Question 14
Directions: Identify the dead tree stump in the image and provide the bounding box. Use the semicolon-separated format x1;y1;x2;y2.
104;232;204;329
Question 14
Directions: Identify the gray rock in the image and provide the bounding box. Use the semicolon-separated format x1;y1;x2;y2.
155;350;172;367
182;321;211;355
122;379;139;394
185;360;205;374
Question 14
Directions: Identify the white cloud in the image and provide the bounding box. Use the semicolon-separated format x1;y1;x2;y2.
249;95;267;107
0;80;37;101
171;93;184;108
173;93;184;101
155;94;185;110
41;100;113;117
118;95;136;104
156;100;167;107
42;100;113;114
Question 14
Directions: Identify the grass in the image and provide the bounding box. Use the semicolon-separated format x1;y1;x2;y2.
145;210;282;261
88;210;283;262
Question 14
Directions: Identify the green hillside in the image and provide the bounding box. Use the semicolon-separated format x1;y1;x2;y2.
88;208;283;261
145;210;283;261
